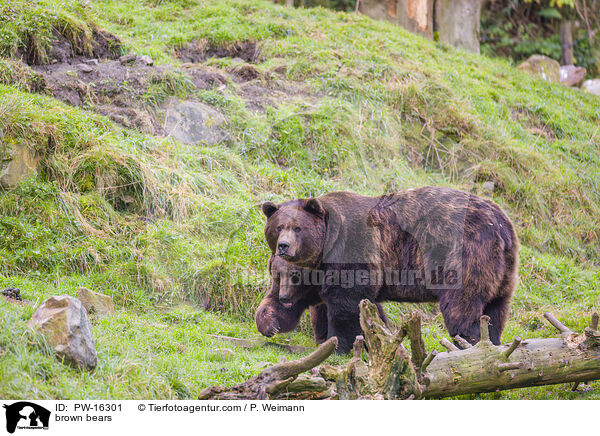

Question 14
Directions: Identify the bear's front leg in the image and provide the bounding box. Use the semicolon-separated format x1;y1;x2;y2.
255;301;283;337
255;298;309;338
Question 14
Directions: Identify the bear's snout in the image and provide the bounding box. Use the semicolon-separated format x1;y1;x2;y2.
279;295;293;308
277;241;290;255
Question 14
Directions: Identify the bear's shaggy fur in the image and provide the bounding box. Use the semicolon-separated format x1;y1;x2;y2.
255;255;388;344
261;186;519;354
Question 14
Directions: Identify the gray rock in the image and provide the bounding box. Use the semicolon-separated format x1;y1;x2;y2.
162;98;228;145
119;53;137;64
77;63;94;73
0;140;41;188
582;79;600;96
517;55;560;83
85;59;99;66
559;65;586;87
77;287;114;317
137;55;154;66
481;181;495;195
216;348;235;359
28;295;97;370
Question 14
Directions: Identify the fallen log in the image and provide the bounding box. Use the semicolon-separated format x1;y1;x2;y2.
208;334;313;354
423;314;600;398
198;301;600;400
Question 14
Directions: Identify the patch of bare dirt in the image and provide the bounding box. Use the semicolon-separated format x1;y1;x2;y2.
511;107;556;142
176;40;261;64
21;28;121;66
34;56;228;135
17;30;319;138
235;78;318;113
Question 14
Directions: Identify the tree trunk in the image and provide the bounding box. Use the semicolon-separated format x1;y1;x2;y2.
561;20;574;65
198;303;600;400
436;0;482;53
359;0;435;39
285;0;294;7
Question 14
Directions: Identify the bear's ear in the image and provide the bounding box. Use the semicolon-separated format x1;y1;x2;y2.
261;201;279;218
303;198;324;216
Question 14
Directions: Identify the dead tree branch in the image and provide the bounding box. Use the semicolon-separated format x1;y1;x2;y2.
199;303;600;400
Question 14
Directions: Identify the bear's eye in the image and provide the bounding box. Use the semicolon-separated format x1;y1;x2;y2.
294;227;301;233
276;225;283;232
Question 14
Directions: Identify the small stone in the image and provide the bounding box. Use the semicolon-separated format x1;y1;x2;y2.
559;65;586;87
77;63;93;73
77;287;115;317
119;53;137;64
28;295;97;370
162;98;228;145
481;181;495;195
517;55;560;83
0;140;41;189
85;59;99;66
216;348;235;359
137;55;154;66
1;287;22;301
582;79;600;96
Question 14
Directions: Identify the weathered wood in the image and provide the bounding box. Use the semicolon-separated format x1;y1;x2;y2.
436;0;482;53
421;349;437;371
352;335;365;358
406;312;427;366
454;335;473;349
200;301;600;400
543;312;573;335
561;21;574;65
359;0;435;39
440;338;459;351
503;337;521;359
423;330;600;398
208;334;312;354
198;337;337;400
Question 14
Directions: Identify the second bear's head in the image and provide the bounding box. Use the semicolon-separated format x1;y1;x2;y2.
262;198;326;268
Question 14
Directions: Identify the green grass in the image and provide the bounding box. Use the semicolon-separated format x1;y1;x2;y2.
0;0;599;399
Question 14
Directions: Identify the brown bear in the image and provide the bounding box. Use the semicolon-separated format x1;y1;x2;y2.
261;186;519;354
255;255;327;343
255;255;389;344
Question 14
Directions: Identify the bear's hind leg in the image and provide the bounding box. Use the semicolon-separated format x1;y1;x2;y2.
309;303;328;344
483;296;511;345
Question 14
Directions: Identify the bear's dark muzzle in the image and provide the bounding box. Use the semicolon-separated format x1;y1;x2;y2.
277;241;290;255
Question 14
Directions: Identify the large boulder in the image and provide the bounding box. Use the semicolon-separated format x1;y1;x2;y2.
77;287;114;317
0;140;41;188
582;79;600;96
27;295;97;370
162;98;227;145
559;65;586;87
517;55;560;83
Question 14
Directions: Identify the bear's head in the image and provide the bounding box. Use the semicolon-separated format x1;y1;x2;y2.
270;255;319;307
262;198;326;268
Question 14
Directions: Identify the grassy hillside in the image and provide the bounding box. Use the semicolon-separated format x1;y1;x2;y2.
0;0;599;399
